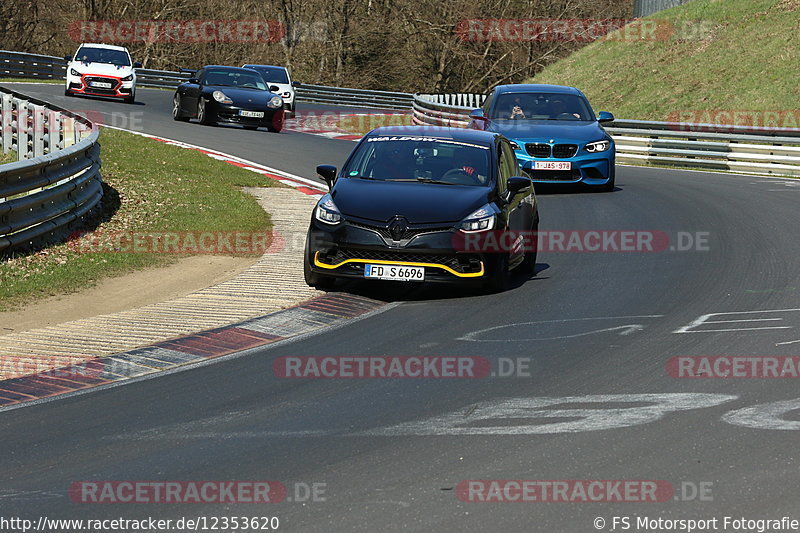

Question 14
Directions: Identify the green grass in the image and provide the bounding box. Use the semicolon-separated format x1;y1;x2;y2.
0;78;63;85
0;128;279;311
0;150;16;164
528;0;800;121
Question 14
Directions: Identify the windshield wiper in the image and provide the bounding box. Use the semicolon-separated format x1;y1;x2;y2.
348;175;377;180
415;177;458;185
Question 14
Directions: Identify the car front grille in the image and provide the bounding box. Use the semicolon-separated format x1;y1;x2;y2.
84;76;120;90
524;169;582;181
553;144;578;158
348;221;453;241
525;143;551;158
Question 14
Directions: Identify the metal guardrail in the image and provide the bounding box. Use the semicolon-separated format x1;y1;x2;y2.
0;50;414;108
412;94;800;178
0;85;102;252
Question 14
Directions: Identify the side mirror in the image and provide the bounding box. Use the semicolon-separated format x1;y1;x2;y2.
469;109;486;121
316;164;338;189
133;61;142;69
188;78;199;84
291;81;301;88
598;111;614;123
64;54;73;62
502;175;532;203
269;85;280;92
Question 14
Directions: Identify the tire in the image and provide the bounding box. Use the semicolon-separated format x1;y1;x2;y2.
483;253;511;293
124;95;135;104
600;176;615;192
172;94;189;121
519;217;538;275
197;98;213;125
266;109;284;133
64;88;73;97
303;243;335;290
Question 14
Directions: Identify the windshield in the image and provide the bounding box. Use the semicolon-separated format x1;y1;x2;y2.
246;66;290;84
490;92;593;121
203;69;268;90
74;47;131;67
344;137;492;186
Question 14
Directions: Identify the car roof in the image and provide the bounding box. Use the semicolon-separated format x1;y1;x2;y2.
77;43;130;52
242;64;287;70
494;84;583;96
366;126;500;146
203;65;260;72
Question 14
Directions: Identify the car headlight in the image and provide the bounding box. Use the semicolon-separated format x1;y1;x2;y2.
70;68;81;77
459;204;497;232
314;194;342;225
121;74;133;82
212;90;233;104
508;141;520;150
267;95;284;108
585;140;611;153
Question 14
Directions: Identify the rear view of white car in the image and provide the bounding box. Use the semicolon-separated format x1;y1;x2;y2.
242;64;300;115
64;43;141;104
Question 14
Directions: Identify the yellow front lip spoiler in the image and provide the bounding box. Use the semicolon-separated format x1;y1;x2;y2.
314;252;485;278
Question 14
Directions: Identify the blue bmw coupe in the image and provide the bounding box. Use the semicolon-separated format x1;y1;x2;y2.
468;84;616;191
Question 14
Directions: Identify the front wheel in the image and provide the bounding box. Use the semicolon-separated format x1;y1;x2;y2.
483;254;510;293
197;98;213;125
124;92;135;104
266;109;284;133
519;217;538;275
64;88;74;97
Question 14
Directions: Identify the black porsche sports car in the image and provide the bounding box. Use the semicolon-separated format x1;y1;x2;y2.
172;66;285;132
304;126;539;292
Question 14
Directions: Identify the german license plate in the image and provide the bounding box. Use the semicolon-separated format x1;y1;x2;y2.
239;110;264;118
90;81;112;89
534;161;571;170
364;264;424;281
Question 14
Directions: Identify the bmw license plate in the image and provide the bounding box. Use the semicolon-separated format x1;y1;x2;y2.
90;81;112;89
364;264;424;281
534;161;571;170
239;110;264;118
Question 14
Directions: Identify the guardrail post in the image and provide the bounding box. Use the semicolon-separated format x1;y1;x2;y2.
32;104;45;157
62;116;76;147
17;99;31;160
1;92;12;154
47;109;60;153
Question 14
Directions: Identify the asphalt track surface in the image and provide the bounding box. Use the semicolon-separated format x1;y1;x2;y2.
3;85;800;532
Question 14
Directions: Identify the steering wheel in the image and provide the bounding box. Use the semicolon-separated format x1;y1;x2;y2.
441;168;474;183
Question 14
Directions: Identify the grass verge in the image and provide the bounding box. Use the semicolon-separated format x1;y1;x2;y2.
0;128;279;311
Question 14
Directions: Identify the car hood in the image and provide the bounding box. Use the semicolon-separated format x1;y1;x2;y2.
488;120;607;142
71;62;134;77
331;178;491;224
203;86;276;105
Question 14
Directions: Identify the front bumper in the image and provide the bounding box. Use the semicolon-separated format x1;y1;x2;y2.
66;73;134;99
515;148;615;186
207;102;283;125
306;219;491;283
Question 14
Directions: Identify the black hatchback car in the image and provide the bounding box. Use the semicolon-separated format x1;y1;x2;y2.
304;126;539;292
172;66;285;131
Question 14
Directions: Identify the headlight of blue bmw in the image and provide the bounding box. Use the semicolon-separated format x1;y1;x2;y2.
585;140;611;153
70;68;81;77
459;204;498;232
267;95;284;108
508;141;520;150
212;90;233;104
315;194;342;225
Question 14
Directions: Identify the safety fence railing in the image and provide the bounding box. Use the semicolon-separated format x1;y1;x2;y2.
0;85;102;252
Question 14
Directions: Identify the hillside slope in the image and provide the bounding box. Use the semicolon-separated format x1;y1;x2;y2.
529;0;800;122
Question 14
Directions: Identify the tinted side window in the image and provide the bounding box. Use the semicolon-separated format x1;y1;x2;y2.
498;141;515;191
482;90;495;114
